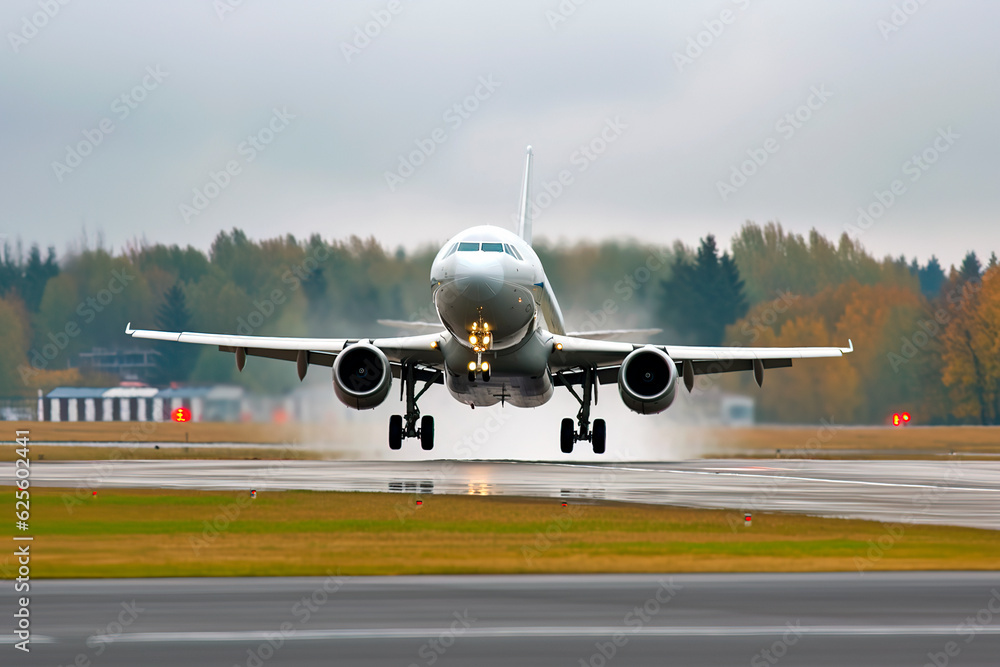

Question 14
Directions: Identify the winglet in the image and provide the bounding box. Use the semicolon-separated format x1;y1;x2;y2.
517;145;533;245
125;322;134;335
844;338;853;354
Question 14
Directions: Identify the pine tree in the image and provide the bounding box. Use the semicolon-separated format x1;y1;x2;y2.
152;283;198;384
918;256;946;298
658;235;748;345
958;251;982;284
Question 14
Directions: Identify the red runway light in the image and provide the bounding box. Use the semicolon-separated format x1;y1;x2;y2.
902;412;911;423
892;413;901;426
172;407;192;423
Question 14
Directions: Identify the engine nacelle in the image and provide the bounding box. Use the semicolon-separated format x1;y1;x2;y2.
618;346;678;415
332;343;392;410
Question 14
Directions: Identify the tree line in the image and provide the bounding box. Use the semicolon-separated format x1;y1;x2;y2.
1;223;997;425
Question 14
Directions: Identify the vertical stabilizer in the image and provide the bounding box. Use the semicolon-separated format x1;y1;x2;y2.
517;145;533;245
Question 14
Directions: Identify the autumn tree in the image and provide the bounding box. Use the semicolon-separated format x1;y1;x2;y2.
940;267;1000;424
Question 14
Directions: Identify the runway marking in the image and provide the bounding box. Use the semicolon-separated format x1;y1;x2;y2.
0;635;56;644
555;463;1000;493
88;625;1000;643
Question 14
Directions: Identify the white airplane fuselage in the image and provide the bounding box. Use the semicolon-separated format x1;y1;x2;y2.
429;225;559;408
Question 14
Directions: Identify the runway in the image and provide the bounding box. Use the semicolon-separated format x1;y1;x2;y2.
7;573;1000;666
19;458;1000;529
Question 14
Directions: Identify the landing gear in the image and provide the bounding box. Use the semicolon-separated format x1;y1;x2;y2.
558;365;607;454
389;415;403;450
592;418;606;454
420;415;434;451
388;363;442;451
560;418;574;453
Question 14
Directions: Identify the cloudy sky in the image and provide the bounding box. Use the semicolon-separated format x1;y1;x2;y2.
2;0;997;267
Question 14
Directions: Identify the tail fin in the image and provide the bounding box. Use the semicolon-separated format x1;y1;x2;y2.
517;145;533;245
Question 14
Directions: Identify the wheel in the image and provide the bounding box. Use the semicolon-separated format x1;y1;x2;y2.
468;370;476;383
420;415;435;450
482;368;491;382
389;415;403;450
592;419;606;454
560;418;574;454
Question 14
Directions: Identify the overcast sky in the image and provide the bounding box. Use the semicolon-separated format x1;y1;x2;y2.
2;0;997;268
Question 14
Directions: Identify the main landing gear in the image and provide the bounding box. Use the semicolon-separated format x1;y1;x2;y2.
559;366;606;454
389;363;441;451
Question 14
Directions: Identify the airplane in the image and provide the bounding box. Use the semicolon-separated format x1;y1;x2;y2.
126;146;853;454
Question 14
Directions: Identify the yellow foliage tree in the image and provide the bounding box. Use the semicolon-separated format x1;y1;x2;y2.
940;267;1000;424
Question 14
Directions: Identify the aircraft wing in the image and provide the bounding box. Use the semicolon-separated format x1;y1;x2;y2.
124;323;445;381
548;333;853;388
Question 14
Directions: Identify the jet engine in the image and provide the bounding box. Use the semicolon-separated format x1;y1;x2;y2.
618;346;678;415
333;343;392;410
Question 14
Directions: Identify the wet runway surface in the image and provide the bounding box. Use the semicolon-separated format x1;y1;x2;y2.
7;573;1000;667
17;458;1000;529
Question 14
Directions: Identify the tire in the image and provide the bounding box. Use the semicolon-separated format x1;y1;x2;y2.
420;415;435;450
482;368;491;382
389;415;403;450
560;418;575;454
592;419;606;454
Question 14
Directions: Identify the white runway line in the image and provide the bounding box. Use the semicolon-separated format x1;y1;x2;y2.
89;625;1000;643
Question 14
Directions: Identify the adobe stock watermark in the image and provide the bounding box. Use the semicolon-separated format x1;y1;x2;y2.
8;0;73;54
384;75;501;192
234;573;346;667
886;275;981;373
340;0;411;63
578;578;683;667
716;85;833;202
919;589;1000;667
877;0;932;41
571;245;668;335
179;107;295;223
18;267;136;385
726;418;842;531
235;244;331;335
846;126;959;239
75;601;146;663
545;0;588;31
407;611;477;667
509;117;627;226
394;407;514;523
213;0;249;22
61;421;160;513
672;0;754;73
738;290;799;343
51;65;169;183
853;460;964;574
749;622;804;667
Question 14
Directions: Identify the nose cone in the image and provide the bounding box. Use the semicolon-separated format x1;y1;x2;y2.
453;252;504;300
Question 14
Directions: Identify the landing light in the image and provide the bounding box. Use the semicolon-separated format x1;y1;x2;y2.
554;342;563;351
483;335;491;345
470;335;478;345
468;361;477;372
481;361;490;372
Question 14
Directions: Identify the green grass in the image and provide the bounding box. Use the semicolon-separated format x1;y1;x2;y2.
3;486;997;578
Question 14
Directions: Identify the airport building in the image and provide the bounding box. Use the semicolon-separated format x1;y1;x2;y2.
36;385;276;422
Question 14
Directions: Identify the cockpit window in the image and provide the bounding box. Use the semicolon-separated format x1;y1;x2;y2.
482;242;504;252
458;242;479;251
444;243;459;258
507;245;524;260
